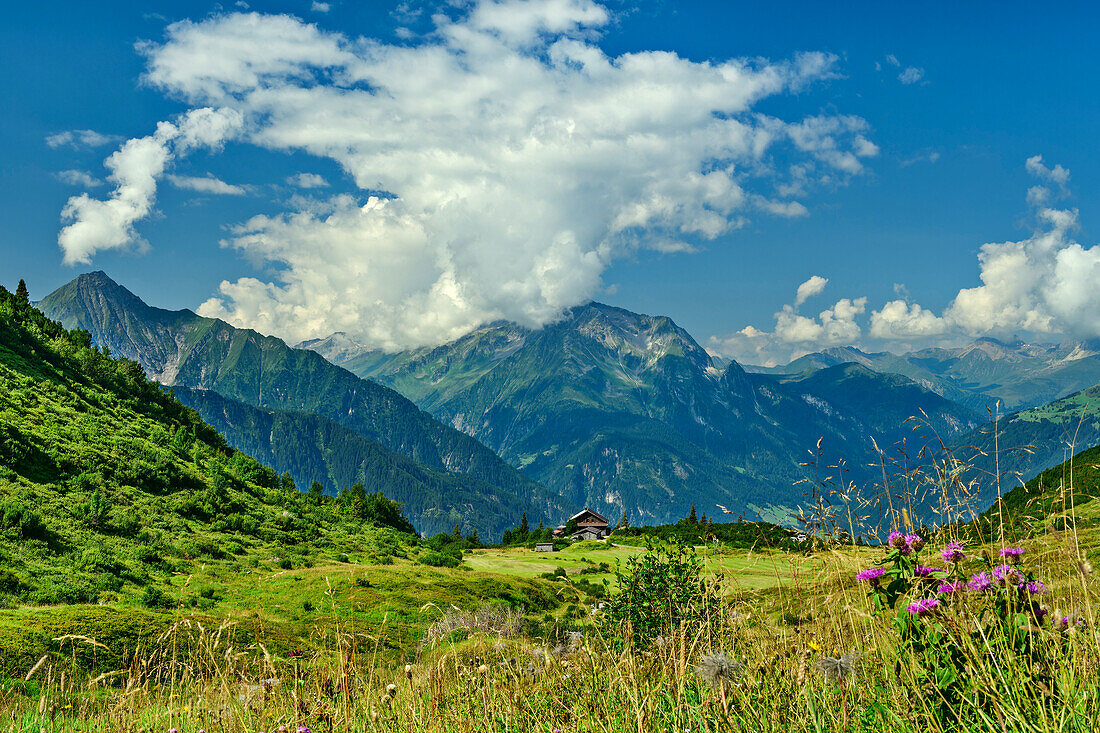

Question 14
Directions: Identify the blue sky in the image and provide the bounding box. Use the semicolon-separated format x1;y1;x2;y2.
2;0;1098;364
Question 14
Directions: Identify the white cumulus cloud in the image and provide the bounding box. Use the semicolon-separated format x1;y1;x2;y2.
708;278;866;366
57;107;243;265
794;275;828;306
869;300;947;339
55;169;103;187
168;173;248;195
710;156;1100;365
61;3;874;349
286;172;328;188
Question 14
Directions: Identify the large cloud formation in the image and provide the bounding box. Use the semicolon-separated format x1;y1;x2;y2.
711;156;1100;366
59;1;875;349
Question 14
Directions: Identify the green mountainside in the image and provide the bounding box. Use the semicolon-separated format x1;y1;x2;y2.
950;383;1100;500
303;304;980;524
0;282;416;606
168;386;543;538
774;363;980;447
38;272;562;538
972;441;1100;539
750;339;1100;413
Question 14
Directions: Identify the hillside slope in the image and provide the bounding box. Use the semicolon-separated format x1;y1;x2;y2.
951;383;1100;502
973;441;1100;540
774;363;980;448
169;386;541;537
0;282;415;606
38;272;561;537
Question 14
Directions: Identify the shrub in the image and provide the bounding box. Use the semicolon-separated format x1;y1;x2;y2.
601;544;722;646
140;586;172;609
419;550;461;568
0;569;26;595
0;499;47;540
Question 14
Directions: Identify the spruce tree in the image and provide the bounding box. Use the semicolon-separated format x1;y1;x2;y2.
688;505;697;524
519;511;529;535
14;279;29;306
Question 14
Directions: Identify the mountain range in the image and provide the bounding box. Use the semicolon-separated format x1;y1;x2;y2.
748;339;1100;413
37;272;562;538
300;304;982;524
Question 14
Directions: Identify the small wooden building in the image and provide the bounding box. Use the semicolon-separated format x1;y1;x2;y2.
563;508;611;541
535;542;555;552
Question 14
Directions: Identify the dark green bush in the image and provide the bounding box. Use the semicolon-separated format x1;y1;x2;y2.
0;499;47;540
419;550;461;568
601;544;722;646
140;586;172;609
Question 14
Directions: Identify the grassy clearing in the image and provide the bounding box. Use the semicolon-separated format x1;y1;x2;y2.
467;538;831;592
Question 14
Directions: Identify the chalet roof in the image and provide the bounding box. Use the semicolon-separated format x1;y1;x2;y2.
568;507;609;524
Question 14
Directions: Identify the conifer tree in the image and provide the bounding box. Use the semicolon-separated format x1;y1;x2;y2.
519;511;529;535
14;279;29;306
688;505;697;524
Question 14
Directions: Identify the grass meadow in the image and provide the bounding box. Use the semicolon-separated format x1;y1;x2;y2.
4;432;1100;733
3;502;1099;732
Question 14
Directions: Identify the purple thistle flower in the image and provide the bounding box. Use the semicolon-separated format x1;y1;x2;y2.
968;572;994;591
937;581;965;594
993;564;1022;585
916;566;943;577
999;547;1025;562
298;728;311;733
856;567;887;586
888;531;906;549
940;541;966;564
906;534;926;552
907;598;941;616
1033;605;1049;623
1026;580;1046;595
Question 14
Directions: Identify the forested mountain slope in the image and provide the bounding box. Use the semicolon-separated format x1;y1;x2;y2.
39;272;562;537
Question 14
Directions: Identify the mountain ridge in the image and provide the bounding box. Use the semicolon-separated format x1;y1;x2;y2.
38;272;562;538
